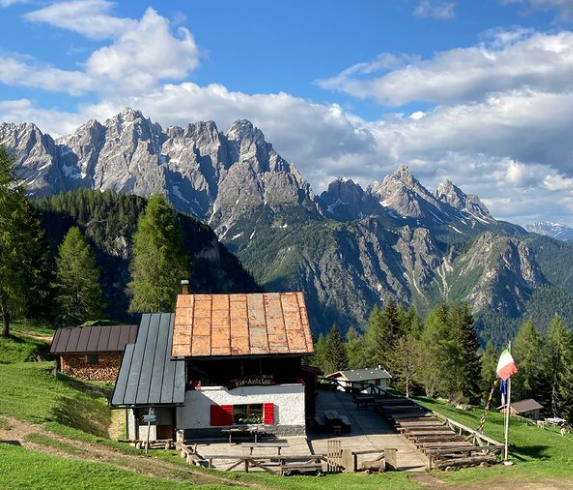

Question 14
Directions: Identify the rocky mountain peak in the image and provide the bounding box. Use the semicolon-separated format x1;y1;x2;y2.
369;165;445;219
435;178;493;222
435;178;466;209
390;164;417;187
319;178;368;220
227;119;265;145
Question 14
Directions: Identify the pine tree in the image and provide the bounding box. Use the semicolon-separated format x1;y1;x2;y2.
346;327;367;369
311;333;327;371
0;146;46;336
390;333;422;397
405;305;423;339
542;315;573;420
480;341;499;404
323;324;348;374
56;227;104;324
365;299;403;370
128;194;190;313
451;304;482;403
512;319;543;401
420;303;450;397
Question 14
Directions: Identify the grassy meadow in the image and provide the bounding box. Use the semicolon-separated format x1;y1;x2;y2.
1;323;572;489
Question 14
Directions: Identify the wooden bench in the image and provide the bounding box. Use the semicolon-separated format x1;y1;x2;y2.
241;441;290;456
431;453;498;470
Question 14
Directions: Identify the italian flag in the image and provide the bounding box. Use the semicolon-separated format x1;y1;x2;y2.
496;348;518;380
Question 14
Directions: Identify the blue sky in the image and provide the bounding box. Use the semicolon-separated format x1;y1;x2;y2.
1;0;573;224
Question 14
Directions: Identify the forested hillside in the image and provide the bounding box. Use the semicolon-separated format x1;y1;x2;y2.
34;190;259;322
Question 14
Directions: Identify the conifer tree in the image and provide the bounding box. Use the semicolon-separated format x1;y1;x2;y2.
365;299;403;370
390;333;422;397
311;333;327;371
480;341;499;403
128;194;189;313
405;305;423;339
542;315;573;420
513;319;543;401
324;324;348;374
56;227;104;324
0;146;47;336
420;303;450;397
346;327;367;369
451;303;482;403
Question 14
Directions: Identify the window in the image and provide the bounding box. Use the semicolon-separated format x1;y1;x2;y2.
87;354;99;365
233;404;263;425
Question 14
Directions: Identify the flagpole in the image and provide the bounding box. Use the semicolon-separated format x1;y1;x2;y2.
504;341;512;462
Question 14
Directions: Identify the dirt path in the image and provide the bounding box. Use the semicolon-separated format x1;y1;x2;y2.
0;416;271;489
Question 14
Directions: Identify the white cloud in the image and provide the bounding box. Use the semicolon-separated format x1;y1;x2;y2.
317;30;573;106
25;0;135;40
502;0;573;21
0;100;86;136
85;8;198;93
413;0;455;19
2;7;199;96
0;0;28;7
0;54;89;95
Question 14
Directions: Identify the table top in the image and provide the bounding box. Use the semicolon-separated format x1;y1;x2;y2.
240;441;290;448
222;427;266;434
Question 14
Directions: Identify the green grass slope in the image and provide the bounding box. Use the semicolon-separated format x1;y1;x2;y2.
0;362;110;436
0;443;235;490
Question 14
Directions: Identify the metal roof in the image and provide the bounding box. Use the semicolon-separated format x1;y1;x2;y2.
509;399;543;414
172;292;314;358
326;368;393;382
50;325;137;355
111;313;185;407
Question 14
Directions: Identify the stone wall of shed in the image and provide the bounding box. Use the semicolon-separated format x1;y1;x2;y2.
60;353;122;381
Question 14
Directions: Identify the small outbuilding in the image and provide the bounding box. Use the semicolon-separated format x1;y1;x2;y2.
500;398;543;420
326;367;392;392
50;324;137;381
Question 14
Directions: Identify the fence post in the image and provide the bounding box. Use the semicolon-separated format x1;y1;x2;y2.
341;449;356;472
384;448;397;471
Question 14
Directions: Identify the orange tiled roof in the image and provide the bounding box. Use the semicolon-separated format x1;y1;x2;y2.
172;292;314;358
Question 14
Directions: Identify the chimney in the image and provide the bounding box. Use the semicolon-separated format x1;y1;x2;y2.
181;279;190;295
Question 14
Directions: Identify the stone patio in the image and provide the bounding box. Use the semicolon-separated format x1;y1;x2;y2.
190;389;427;472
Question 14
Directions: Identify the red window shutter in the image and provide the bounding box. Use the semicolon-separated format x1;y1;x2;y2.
263;403;275;425
210;404;233;426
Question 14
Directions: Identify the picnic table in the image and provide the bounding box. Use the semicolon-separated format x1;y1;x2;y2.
241;441;290;456
222;427;266;444
353;395;375;410
324;410;342;423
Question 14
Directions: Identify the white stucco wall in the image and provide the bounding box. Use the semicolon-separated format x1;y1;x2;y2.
177;384;306;429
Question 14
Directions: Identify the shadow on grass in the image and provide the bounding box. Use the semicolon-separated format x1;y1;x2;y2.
511;444;553;461
57;373;114;398
52;397;111;438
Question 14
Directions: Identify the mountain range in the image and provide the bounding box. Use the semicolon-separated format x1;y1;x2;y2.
525;222;573;241
3;107;573;345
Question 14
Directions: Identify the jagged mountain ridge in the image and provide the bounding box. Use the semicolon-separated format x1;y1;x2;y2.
0;108;505;235
4;108;572;345
525;222;573;241
0;108;315;234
